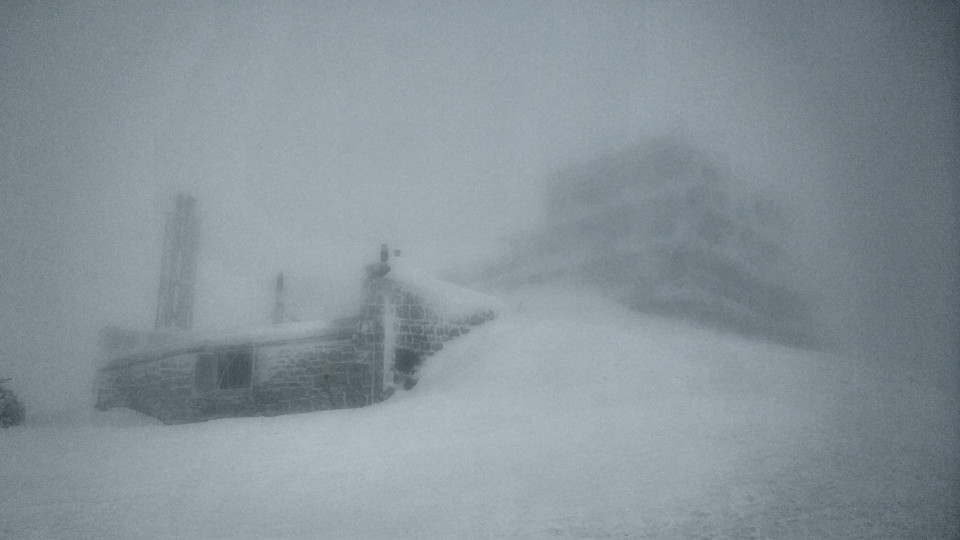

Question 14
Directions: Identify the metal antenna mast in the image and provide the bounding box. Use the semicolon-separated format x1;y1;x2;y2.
155;193;199;331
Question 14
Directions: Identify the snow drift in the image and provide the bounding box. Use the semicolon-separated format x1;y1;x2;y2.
0;287;955;539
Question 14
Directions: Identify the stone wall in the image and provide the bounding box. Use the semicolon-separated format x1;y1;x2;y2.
361;272;497;393
96;352;200;423
96;264;497;423
251;331;375;416
96;327;372;423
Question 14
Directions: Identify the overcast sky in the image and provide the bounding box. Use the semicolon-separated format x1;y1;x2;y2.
1;1;956;412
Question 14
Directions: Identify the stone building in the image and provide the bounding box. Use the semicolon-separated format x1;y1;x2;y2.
95;251;499;424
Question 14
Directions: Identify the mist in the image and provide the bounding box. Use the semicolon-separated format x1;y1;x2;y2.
1;1;956;415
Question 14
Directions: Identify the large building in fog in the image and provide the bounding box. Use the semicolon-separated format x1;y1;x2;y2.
480;136;816;346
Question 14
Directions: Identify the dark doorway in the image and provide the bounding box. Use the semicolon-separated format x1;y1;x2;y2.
394;348;422;390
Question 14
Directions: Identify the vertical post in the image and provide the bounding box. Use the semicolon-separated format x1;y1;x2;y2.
155;193;199;331
380;276;396;394
272;272;285;324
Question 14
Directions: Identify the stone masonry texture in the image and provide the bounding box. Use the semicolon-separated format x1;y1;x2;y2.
96;272;496;423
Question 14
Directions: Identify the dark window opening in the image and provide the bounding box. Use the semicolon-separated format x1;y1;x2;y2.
394;348;422;390
196;348;253;393
394;348;422;375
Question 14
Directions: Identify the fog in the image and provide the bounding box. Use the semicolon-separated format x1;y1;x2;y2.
1;2;956;413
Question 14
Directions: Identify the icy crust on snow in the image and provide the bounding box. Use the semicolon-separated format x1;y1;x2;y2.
386;257;504;322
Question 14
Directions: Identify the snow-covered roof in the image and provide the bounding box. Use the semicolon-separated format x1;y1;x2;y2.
385;257;503;322
170;319;336;349
101;319;345;369
101;256;500;370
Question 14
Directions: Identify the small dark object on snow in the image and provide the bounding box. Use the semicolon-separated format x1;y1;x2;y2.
0;378;25;427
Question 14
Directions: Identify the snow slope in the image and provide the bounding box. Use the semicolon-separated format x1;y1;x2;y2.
1;287;956;539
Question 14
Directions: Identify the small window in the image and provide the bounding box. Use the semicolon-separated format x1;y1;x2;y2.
196;348;253;393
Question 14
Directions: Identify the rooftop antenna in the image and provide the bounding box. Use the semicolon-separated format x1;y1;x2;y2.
155;193;199;331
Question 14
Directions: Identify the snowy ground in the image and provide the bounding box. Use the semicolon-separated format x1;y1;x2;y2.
1;287;957;539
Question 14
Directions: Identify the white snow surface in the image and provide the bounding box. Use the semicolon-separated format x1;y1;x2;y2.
2;287;957;539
